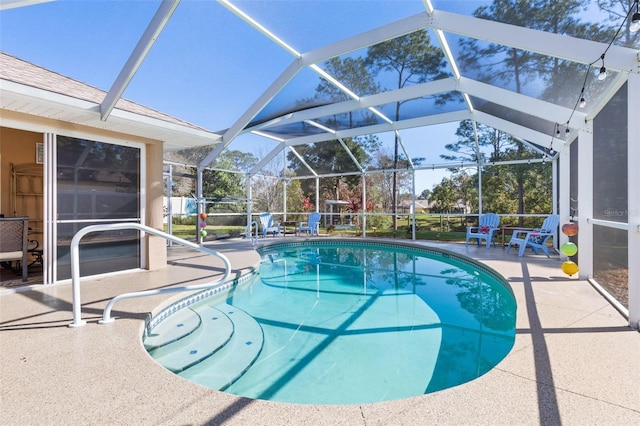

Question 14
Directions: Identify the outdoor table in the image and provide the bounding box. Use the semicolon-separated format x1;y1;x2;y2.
281;221;298;236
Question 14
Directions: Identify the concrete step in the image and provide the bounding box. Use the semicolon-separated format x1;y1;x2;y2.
143;307;201;351
179;303;264;391
148;305;234;373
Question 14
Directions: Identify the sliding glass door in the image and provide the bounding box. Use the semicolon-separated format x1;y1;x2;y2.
55;135;143;280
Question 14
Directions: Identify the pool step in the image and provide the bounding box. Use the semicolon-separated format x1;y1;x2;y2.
147;305;234;373
179;303;264;391
143;308;201;350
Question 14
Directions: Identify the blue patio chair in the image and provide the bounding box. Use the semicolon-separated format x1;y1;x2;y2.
259;212;281;238
506;215;560;257
465;213;500;248
298;212;321;236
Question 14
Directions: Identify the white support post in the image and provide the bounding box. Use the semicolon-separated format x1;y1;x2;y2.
246;174;252;228
283;179;287;222
477;163;482;215
577;125;593;279
627;73;640;330
551;153;558;251
315;177;320;212
558;143;571;251
196;167;204;245
283;150;287;222
166;164;173;247
44;132;56;285
411;170;416;241
473;121;482;215
362;173;367;237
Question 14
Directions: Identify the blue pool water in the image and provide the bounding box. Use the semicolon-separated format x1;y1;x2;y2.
144;240;516;405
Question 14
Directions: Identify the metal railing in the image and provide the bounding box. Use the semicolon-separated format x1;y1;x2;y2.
68;223;231;328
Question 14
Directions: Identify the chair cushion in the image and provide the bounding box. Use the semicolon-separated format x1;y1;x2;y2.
528;232;545;244
0;251;23;261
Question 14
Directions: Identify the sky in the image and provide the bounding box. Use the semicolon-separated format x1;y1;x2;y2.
0;0;473;194
1;0;618;195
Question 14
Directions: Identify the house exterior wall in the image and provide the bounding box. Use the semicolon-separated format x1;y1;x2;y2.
146;141;167;270
0;109;167;277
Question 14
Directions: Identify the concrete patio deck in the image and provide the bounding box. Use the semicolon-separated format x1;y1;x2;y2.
1;238;638;425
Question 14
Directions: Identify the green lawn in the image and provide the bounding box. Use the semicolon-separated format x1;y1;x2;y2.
164;220;467;243
164;216;559;248
164;224;245;240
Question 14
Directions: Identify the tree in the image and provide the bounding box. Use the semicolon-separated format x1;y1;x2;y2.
366;30;449;228
370;146;418;213
419;188;432;200
166;147;258;202
284;177;306;217
201;150;257;201
598;0;640;47
458;0;609;113
288;135;381;202
459;0;599;91
430;177;458;213
451;0;603;225
288;57;382;202
315;57;380;129
441;118;552;226
162;150;195;196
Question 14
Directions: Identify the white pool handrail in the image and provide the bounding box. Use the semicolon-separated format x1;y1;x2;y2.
68;223;232;328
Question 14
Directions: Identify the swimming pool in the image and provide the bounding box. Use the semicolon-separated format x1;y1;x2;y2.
144;240;516;405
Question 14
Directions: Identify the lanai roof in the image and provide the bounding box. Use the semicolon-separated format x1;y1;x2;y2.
1;0;638;180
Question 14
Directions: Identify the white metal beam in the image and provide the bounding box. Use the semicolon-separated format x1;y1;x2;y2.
249;142;286;175
458;77;588;130
434;28;461;80
234;7;637;158
283;110;471;147
429;10;639;74
338;138;364;172
583;73;630;121
218;0;300;57
257;107;554;153
395;130;414;169
100;0;180;121
203;59;304;169
302;13;432;66
0;0;52;10
289;146;318;177
246;78;458;133
219;1;398;128
471;111;556;148
247;74;590;143
299;10;639;74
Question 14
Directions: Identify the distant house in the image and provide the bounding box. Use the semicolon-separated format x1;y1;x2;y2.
397;199;431;214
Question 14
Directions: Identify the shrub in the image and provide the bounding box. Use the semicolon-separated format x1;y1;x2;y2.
367;215;390;229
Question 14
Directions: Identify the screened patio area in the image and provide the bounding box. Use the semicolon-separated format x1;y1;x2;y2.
1;1;639;423
1;1;638;324
145;0;640;329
